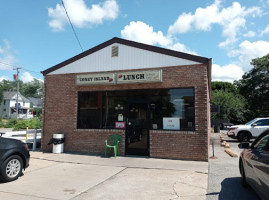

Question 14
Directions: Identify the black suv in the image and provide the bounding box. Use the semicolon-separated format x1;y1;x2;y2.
0;136;30;182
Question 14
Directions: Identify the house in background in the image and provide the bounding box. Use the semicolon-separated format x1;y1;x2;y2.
0;91;33;119
28;97;43;109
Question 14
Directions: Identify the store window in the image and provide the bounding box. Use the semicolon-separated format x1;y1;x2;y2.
150;88;194;131
77;88;195;131
77;92;102;129
102;91;126;129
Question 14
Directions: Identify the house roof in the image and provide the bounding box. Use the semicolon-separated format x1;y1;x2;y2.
28;97;43;107
3;91;30;102
41;37;211;75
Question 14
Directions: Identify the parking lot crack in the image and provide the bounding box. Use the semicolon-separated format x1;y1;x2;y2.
70;167;128;200
170;181;180;200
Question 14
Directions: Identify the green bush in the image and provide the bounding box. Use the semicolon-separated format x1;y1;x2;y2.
13;120;30;130
4;118;42;130
29;118;42;129
4;118;19;128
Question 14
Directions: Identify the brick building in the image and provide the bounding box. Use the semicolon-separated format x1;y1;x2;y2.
41;37;211;161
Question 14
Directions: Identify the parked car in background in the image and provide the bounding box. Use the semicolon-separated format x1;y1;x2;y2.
227;118;269;142
0;136;30;182
220;122;234;130
239;129;269;200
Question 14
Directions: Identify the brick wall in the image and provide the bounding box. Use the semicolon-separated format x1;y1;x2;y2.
42;64;209;161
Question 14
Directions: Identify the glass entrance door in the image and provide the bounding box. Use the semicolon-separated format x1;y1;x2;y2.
126;102;149;156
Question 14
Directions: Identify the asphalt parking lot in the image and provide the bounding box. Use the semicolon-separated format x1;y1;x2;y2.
0;151;208;200
207;131;260;200
1;131;262;200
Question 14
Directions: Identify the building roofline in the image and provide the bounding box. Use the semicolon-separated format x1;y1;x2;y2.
41;37;211;75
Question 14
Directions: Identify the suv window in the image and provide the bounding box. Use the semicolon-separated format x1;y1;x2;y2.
254;119;269;126
254;134;269;151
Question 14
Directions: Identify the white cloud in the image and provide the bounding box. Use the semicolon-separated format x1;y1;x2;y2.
0;76;9;82
168;0;262;47
243;31;256;37
0;40;17;70
212;64;244;82
261;24;269;35
21;72;34;83
121;21;171;46
229;40;269;71
48;0;119;31
121;21;197;55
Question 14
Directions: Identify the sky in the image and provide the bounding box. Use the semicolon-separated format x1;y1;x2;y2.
0;0;269;83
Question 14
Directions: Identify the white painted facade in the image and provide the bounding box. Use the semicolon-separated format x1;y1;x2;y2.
0;93;33;119
49;43;201;75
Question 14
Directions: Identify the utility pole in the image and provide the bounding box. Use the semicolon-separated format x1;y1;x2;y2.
13;67;22;118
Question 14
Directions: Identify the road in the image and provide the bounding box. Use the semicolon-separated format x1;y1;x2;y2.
207;131;260;200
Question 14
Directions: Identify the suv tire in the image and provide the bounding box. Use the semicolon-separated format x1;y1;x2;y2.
0;155;23;182
238;132;250;142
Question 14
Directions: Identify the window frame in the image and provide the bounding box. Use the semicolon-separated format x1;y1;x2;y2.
76;87;196;131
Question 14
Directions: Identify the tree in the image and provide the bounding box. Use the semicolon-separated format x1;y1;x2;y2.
0;79;43;98
234;54;269;119
1;79;22;92
212;81;238;93
211;89;246;124
21;79;43;98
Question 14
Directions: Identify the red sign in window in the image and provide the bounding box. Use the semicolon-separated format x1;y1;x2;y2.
115;122;126;129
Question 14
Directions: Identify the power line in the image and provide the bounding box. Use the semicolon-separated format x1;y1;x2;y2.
0;61;20;69
61;0;84;52
21;67;41;75
0;61;41;75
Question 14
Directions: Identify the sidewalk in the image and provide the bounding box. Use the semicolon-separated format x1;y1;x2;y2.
0;152;208;200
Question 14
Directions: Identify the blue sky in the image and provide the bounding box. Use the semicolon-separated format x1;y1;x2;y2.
0;0;269;83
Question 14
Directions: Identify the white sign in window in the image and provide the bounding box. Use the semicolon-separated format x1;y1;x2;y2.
163;117;180;130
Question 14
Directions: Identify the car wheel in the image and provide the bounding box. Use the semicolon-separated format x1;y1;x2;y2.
0;155;23;182
238;132;250;142
239;159;248;187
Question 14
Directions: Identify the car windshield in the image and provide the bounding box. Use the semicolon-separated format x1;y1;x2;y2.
245;118;258;125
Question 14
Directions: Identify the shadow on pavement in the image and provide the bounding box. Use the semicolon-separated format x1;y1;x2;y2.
219;177;260;200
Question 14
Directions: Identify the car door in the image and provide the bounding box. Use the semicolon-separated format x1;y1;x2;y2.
251;119;269;137
249;132;269;198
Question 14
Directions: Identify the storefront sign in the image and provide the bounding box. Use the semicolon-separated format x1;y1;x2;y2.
117;70;162;84
76;70;162;85
115;122;126;129
118;114;124;121
163;117;180;130
76;73;115;85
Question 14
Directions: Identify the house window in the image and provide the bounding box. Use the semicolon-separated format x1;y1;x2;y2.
3;109;6;112
3;100;6;105
77;92;102;129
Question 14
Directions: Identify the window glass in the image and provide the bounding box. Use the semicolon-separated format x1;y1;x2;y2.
246;118;257;125
254;134;269;151
77;92;102;129
77;88;195;131
255;119;269;126
103;91;126;129
150;88;194;131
